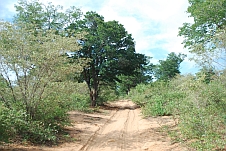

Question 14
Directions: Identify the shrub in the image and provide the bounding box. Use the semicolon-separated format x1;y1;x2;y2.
143;97;168;116
171;75;226;150
69;93;90;112
129;74;226;150
0;104;17;142
97;85;119;105
128;84;151;106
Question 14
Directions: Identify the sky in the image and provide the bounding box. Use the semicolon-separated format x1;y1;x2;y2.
0;0;199;74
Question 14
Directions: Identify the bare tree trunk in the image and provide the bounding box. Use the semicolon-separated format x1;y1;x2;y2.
90;84;98;107
90;89;96;107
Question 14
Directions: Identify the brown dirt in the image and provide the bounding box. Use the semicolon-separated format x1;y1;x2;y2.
0;100;188;151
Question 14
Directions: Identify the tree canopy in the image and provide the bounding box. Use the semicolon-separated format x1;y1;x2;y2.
68;11;149;106
179;0;226;69
179;0;226;49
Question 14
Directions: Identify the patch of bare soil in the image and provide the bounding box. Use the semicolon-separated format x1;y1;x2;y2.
0;100;188;151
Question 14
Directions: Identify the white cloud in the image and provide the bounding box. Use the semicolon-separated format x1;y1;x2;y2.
3;0;198;74
95;0;197;73
97;0;191;52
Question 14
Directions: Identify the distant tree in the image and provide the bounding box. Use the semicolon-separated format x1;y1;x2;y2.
116;58;153;95
68;11;148;106
154;52;186;81
196;66;216;84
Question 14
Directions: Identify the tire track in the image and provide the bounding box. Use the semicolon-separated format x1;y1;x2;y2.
76;100;188;151
78;109;119;151
121;109;130;150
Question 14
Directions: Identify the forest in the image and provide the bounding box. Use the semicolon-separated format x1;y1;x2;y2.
0;0;225;150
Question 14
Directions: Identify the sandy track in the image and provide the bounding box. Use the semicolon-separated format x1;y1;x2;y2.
80;109;139;151
0;100;188;151
76;100;187;151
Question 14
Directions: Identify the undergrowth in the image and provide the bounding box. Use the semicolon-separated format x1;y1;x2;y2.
129;73;226;150
0;82;90;145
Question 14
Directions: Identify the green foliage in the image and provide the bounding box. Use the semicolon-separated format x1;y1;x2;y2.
14;0;82;32
0;18;86;144
116;75;137;95
0;104;22;142
153;52;186;81
0;103;62;144
68;11;150;106
196;66;216;84
179;0;226;49
97;85;119;105
128;84;151;106
15;119;59;144
179;0;226;68
116;60;153;95
69;94;90;112
130;81;186;116
129;73;226;150
143;97;168;116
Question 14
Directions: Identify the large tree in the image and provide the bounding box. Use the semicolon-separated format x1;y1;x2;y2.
68;11;148;106
179;0;226;68
154;52;186;81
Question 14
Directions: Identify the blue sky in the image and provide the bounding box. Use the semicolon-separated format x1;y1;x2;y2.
0;0;199;74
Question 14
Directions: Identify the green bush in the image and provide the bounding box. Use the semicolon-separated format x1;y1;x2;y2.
97;85;119;105
2;97;70;144
15;120;60;144
172;76;226;150
129;74;226;150
130;81;186;116
0;104;22;142
128;84;151;106
69;93;90;112
143;97;168;116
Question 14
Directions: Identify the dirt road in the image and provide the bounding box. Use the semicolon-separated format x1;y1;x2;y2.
1;100;188;151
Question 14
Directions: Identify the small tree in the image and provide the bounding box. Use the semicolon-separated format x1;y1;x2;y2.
0;21;84;119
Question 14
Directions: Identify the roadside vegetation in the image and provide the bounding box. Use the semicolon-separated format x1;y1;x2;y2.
129;72;226;150
130;0;226;150
0;0;225;150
